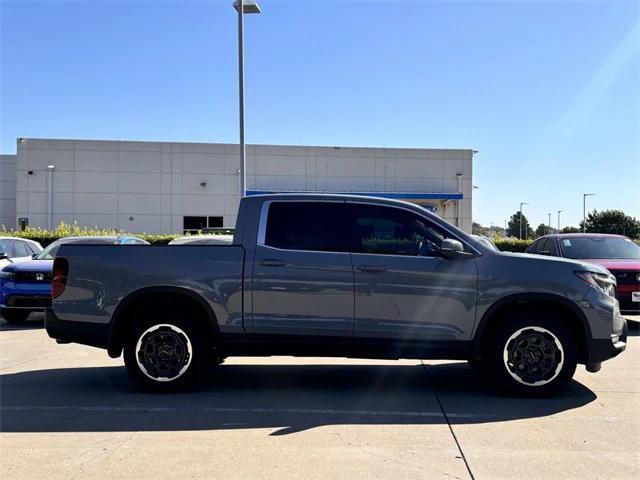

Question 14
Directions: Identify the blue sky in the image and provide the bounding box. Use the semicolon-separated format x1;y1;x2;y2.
1;0;639;228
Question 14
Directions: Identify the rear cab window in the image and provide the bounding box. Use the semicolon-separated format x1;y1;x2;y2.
264;202;350;252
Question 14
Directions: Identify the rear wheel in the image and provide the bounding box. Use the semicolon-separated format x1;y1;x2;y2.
123;316;207;392
484;313;577;397
1;309;30;324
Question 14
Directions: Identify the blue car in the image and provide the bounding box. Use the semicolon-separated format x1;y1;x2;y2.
0;235;148;324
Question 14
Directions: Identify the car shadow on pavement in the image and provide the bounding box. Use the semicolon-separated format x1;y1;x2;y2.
0;362;597;435
0;314;45;331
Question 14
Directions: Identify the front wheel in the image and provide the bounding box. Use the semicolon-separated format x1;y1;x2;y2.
485;314;577;397
123;317;206;392
1;309;30;324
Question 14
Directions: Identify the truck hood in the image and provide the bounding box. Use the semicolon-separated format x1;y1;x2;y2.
498;251;610;275
576;258;640;271
1;259;53;273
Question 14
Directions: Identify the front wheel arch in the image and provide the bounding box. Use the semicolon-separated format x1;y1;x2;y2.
472;295;591;366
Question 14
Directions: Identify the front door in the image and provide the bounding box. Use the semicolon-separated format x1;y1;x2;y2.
251;201;354;337
350;203;478;342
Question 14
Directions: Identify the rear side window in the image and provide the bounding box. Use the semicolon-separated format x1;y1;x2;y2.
13;241;30;257
265;202;349;252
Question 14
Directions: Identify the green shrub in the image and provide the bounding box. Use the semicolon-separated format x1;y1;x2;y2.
0;221;232;247
493;238;532;253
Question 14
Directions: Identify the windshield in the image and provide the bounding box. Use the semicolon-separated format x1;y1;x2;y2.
560;237;640;259
35;240;63;260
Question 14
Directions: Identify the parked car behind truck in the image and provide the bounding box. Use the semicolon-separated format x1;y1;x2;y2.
1;235;148;323
526;233;640;315
0;237;42;270
46;195;627;396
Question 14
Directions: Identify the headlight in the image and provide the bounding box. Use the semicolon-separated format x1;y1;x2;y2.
575;271;616;298
0;271;14;280
636;272;640;282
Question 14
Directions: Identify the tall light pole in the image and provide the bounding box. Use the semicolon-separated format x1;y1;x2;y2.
234;0;261;198
47;165;55;229
557;210;562;231
519;202;529;240
547;213;551;234
583;193;595;232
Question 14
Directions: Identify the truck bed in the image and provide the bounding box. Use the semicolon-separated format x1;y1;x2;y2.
52;244;245;334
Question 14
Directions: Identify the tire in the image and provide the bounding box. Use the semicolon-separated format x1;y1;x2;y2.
484;312;577;397
123;314;207;392
1;309;30;324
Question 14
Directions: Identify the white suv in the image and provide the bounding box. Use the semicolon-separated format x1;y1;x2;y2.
0;237;43;270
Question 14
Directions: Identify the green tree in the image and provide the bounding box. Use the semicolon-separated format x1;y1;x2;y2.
561;226;580;233
507;211;534;239
580;210;640;238
535;223;548;238
472;222;489;236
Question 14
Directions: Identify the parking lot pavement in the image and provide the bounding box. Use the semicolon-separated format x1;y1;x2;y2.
0;315;639;480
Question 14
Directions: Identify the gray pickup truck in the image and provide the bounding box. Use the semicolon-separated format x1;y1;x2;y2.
46;194;627;396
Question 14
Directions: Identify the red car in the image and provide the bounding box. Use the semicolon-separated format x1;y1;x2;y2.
526;233;640;315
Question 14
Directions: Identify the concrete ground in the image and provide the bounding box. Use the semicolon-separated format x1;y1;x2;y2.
1;314;639;480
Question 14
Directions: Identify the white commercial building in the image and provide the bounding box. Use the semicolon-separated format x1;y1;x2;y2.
0;154;17;229
0;138;474;233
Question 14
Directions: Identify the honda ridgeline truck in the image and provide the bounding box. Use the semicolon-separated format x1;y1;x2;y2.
45;194;627;396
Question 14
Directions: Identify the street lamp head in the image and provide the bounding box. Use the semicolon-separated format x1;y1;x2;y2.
47;165;55;170
233;0;261;14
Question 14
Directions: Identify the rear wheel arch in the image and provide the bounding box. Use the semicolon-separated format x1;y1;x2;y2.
472;294;592;365
107;287;219;358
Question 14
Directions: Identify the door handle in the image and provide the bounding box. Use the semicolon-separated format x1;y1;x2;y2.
358;264;386;273
260;259;286;267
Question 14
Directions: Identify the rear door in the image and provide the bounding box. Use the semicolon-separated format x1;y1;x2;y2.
350;203;478;342
251;201;354;337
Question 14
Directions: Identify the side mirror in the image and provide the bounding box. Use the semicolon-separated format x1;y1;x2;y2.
538;250;551;256
0;252;8;260
440;239;465;258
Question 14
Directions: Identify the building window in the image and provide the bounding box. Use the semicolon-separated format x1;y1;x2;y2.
183;216;223;234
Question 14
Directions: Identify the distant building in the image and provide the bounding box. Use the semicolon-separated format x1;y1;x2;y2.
1;138;474;233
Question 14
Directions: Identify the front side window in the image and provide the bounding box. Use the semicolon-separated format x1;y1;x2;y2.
544;238;559;256
265;202;349;252
351;204;452;257
526;239;541;254
25;242;41;255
